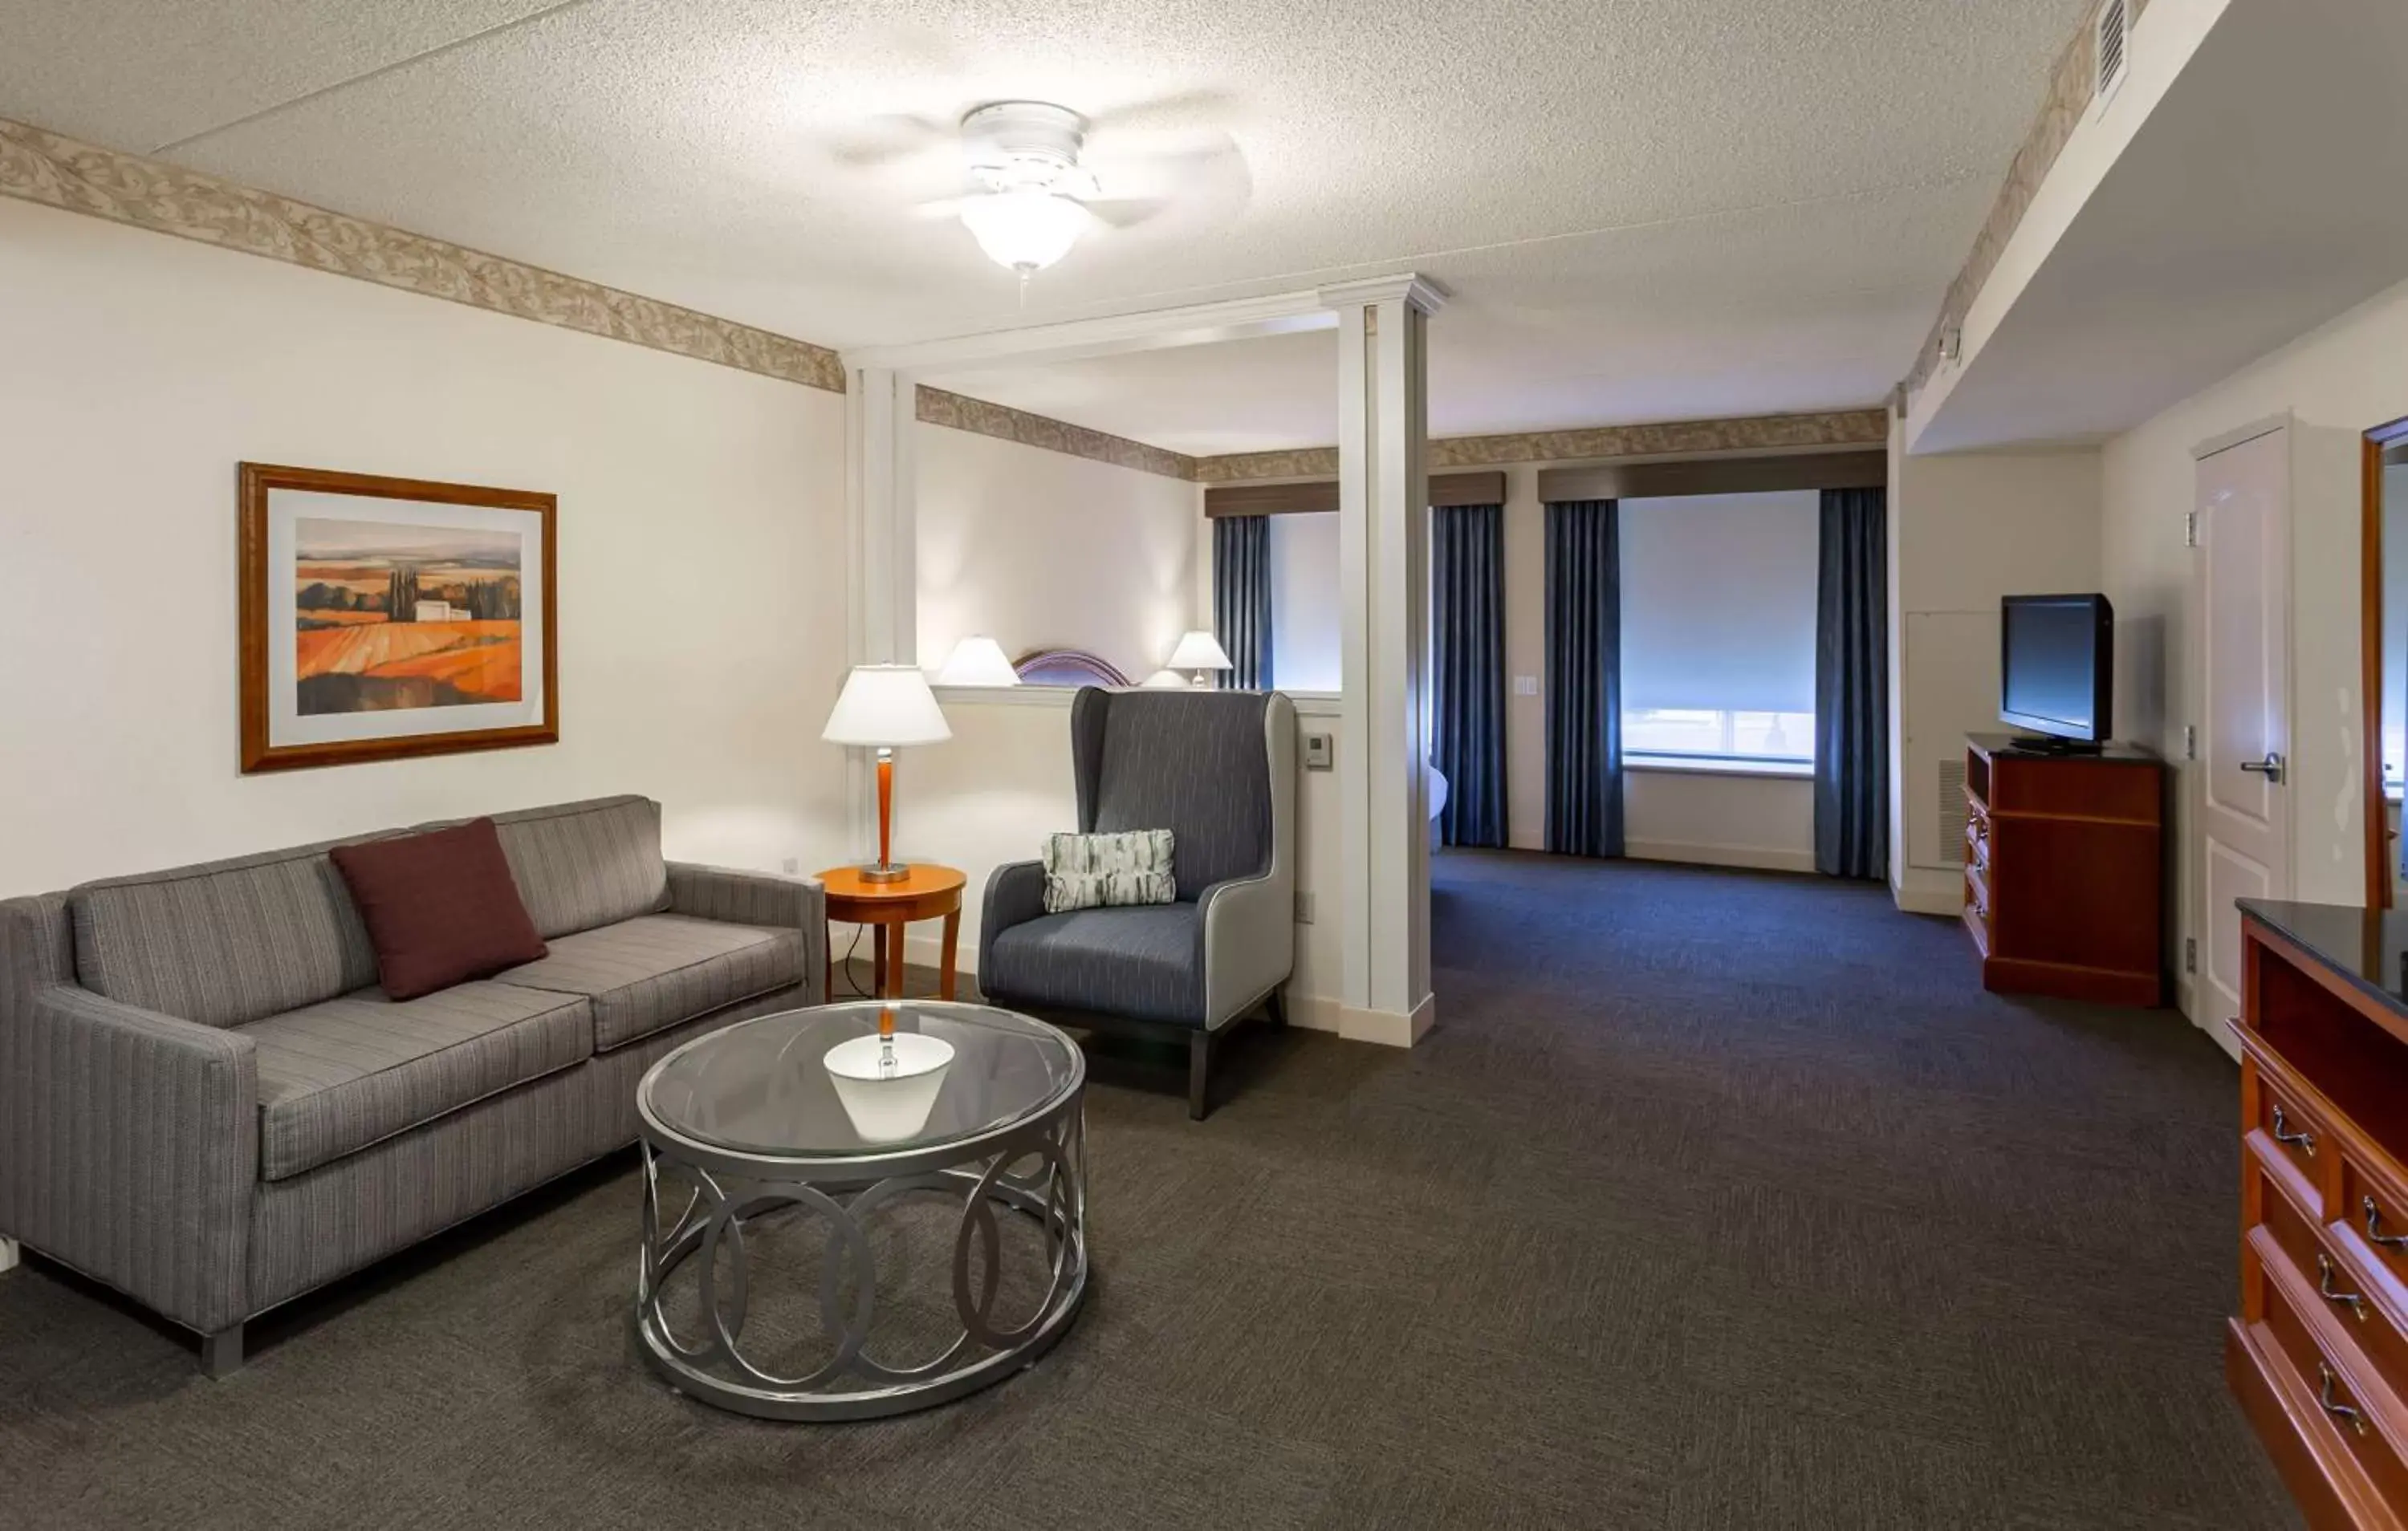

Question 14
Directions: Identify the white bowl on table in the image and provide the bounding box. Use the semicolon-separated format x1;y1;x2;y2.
822;1031;955;1143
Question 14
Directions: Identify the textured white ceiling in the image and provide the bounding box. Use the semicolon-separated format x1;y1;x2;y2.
0;0;2093;437
930;181;1995;454
1913;0;2408;453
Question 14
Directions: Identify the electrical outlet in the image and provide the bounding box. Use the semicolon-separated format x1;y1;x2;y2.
1515;675;1540;696
2182;725;2197;761
1296;891;1316;924
2184;937;2198;974
782;857;799;875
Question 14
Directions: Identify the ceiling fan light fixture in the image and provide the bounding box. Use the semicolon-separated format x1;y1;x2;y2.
959;187;1085;274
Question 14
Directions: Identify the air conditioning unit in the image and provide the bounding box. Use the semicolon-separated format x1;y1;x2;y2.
1935;757;1967;871
2093;0;2130;106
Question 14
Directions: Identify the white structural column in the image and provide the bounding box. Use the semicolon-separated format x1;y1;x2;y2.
843;363;919;857
846;364;917;667
1326;275;1444;1046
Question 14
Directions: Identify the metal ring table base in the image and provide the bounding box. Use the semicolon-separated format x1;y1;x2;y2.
633;1115;1088;1422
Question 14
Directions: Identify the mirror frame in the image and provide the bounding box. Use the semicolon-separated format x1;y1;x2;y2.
2364;416;2408;908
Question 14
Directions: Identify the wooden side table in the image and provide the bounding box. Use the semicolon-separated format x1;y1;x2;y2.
818;863;967;1002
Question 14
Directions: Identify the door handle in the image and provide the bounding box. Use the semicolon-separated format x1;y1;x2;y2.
2239;752;2287;784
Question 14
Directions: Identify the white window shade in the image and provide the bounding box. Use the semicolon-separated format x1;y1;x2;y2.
1619;490;1818;761
1269;512;1342;691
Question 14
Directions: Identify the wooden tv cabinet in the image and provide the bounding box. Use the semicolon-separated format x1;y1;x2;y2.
2230;903;2408;1531
1960;733;2166;1007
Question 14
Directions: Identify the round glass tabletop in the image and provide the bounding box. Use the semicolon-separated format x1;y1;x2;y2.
639;1001;1083;1159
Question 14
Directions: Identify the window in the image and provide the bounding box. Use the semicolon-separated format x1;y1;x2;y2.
1619;491;1818;767
1268;512;1342;691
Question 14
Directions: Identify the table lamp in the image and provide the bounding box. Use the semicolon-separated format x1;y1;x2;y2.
1165;630;1233;689
823;664;952;883
934;636;1020;687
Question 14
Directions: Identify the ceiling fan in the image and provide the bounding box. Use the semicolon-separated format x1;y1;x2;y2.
947;102;1107;277
832;95;1245;283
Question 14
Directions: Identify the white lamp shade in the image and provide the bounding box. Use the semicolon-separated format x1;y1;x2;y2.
823;664;953;746
934;636;1021;688
959;190;1086;274
1165;630;1233;672
1138;668;1190;689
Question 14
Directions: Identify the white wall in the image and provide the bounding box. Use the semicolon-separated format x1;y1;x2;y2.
916;424;1200;682
1268;511;1342;691
2101;271;2408;1025
0;197;852;895
1887;435;2105;911
1625;771;1816;873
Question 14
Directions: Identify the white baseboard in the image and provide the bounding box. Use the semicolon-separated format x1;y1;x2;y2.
1891;866;1964;917
1285;991;1432;1048
0;1237;18;1273
1625;840;1817;875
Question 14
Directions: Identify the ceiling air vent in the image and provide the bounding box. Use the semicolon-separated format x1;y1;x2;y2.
2093;0;2130;104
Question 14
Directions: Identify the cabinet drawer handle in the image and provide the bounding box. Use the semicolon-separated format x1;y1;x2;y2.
2272;1104;2317;1158
2320;1253;2372;1324
2367;1196;2408;1252
2321;1363;2372;1437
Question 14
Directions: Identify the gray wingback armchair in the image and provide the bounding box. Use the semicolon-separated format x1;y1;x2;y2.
979;688;1297;1119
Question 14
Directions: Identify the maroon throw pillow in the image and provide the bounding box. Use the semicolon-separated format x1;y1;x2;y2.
329;818;547;1001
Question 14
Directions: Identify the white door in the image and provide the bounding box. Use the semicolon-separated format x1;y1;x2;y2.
2195;424;2292;1027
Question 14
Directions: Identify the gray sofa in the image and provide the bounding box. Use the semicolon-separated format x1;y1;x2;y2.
0;795;824;1375
979;688;1296;1119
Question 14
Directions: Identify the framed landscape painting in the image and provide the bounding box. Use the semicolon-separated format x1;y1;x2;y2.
238;463;558;773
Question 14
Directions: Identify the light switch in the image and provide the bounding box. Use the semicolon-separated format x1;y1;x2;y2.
1304;732;1335;770
1514;675;1540;696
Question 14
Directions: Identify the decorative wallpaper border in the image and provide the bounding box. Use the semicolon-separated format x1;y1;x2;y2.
0;117;846;392
1899;0;2152;405
1191;409;1891;483
916;386;1199;481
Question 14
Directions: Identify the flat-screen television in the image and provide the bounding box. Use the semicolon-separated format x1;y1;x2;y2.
2000;593;2114;745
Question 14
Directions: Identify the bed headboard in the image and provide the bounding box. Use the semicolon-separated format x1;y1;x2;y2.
1013;648;1133;688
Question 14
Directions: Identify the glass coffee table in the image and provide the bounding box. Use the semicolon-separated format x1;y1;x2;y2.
633;1000;1088;1420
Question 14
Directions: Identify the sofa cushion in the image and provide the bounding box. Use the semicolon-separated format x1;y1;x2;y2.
982;902;1206;1027
244;981;593;1181
70;837;384;1029
499;914;801;1052
486;797;670;940
330;818;548;1000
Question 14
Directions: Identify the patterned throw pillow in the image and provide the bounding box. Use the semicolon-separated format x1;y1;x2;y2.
1043;830;1177;914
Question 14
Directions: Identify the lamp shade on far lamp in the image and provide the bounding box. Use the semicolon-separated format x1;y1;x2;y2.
823;664;951;882
934;636;1020;688
1166;630;1233;689
1138;669;1189;689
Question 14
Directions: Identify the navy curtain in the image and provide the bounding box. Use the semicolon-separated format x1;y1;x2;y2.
1545;499;1625;858
1213;515;1271;689
1434;503;1507;847
1815;487;1889;879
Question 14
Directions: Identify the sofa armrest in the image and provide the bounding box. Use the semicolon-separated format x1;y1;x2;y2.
0;985;257;1333
665;863;827;999
1198;871;1297;1030
980;861;1048;984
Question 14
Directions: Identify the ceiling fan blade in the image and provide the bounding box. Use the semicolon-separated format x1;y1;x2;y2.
1076;197;1169;231
1084;88;1239;135
910;196;972;221
824;113;954;169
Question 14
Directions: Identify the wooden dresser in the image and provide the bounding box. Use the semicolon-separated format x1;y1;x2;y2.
2232;902;2408;1530
1961;733;2166;1006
